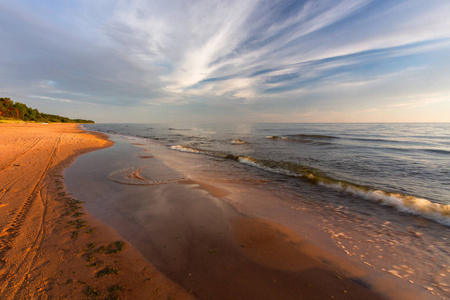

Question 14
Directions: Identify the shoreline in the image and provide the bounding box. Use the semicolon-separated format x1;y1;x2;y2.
0;123;192;299
65;131;390;299
1;123;440;299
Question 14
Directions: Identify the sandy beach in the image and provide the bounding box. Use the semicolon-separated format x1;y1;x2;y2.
2;1;448;298
1;123;422;299
0;123;192;299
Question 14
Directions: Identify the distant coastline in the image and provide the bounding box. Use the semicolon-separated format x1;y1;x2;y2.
0;97;94;123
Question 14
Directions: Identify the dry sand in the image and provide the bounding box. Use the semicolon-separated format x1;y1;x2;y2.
0;123;192;299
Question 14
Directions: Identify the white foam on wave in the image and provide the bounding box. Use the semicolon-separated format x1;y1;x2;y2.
170;145;204;154
238;157;301;177
238;156;261;167
231;139;248;145
316;179;450;226
239;157;450;226
171;146;450;227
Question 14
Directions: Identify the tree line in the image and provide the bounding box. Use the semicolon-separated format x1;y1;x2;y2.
0;97;94;123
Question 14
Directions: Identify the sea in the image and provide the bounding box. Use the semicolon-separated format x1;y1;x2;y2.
75;123;449;299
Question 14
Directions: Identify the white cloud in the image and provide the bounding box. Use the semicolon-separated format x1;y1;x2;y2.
29;95;95;105
1;0;450;122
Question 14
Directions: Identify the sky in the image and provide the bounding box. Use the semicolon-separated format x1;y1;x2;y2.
1;0;449;123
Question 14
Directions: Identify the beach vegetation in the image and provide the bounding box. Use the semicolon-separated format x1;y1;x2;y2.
73;212;85;218
97;241;126;254
83;286;102;299
106;285;125;300
69;219;87;229
67;198;85;205
87;262;100;267
85;252;95;262
208;248;219;254
66;204;81;211
0;97;94;123
65;202;83;216
96;266;119;277
86;243;97;250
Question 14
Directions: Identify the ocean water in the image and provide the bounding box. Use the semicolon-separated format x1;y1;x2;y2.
86;123;450;225
78;123;450;298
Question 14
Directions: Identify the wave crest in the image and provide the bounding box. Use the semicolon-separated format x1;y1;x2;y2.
240;157;450;226
170;145;205;154
170;145;450;226
231;139;248;145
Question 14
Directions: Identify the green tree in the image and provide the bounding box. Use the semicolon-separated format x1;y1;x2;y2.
0;97;95;123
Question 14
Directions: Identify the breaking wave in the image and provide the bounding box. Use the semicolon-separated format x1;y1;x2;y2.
170;145;238;160
170;145;450;226
170;145;208;155
231;139;248;145
238;157;450;226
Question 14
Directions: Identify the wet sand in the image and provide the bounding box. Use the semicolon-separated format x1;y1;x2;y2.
0;124;192;299
66;134;388;299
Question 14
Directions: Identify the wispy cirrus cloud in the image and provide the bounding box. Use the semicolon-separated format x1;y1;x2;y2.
0;0;449;122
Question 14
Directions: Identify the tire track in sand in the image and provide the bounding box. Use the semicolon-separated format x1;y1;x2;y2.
0;138;43;172
0;137;44;206
0;175;28;203
0;136;61;299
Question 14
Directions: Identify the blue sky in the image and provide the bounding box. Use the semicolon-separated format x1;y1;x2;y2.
1;0;449;122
